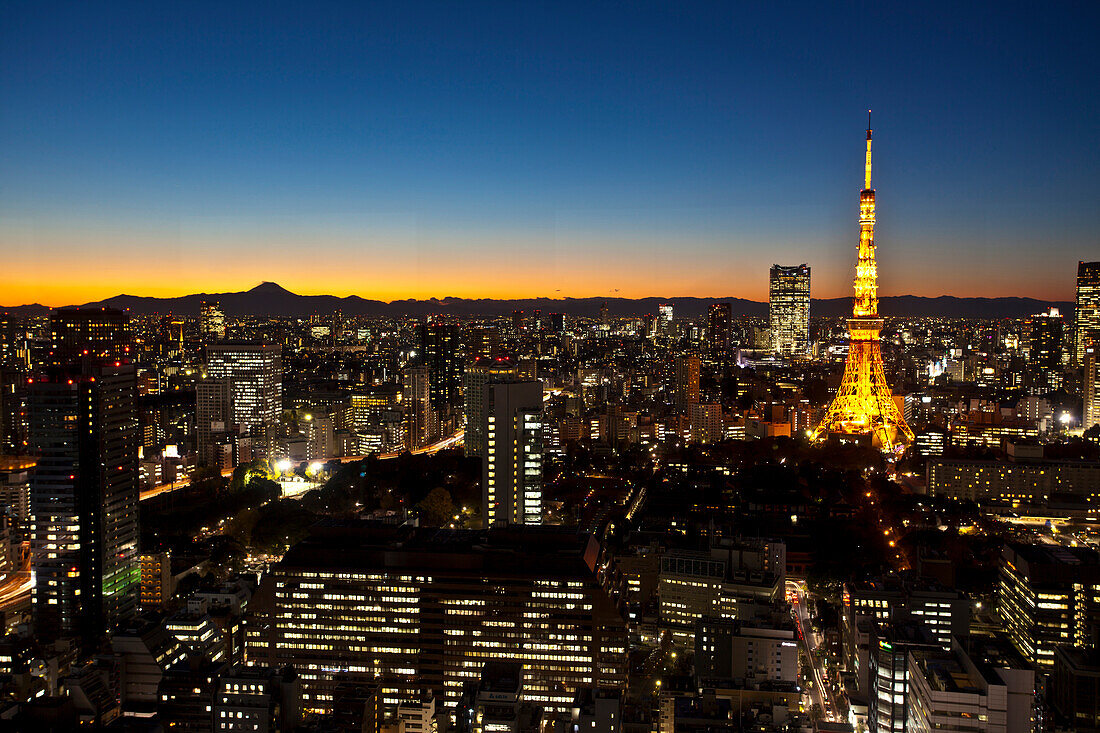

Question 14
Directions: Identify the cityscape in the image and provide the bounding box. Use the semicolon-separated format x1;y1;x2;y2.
1;3;1099;733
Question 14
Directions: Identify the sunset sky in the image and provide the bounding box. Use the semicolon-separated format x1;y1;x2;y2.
2;2;1097;307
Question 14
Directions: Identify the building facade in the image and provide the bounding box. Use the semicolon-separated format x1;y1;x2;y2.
768;264;810;356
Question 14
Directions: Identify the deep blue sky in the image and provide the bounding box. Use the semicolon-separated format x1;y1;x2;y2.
1;1;1097;304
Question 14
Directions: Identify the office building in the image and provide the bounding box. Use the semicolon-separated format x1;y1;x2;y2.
203;343;282;463
455;662;542;733
402;365;433;450
707;303;732;352
1027;307;1064;390
694;616;798;685
246;523;628;719
201;300;226;341
673;354;700;412
998;543;1100;669
29;362;140;646
658;539;785;646
214;665;301;732
1077;261;1100;364
768;264;810;356
1086;347;1099;432
868;622;941;733
464;356;520;458
48;308;131;366
657;303;673;335
421;317;461;412
1052;645;1100;732
927;453;1100;504
481;380;543;526
907;636;1035;733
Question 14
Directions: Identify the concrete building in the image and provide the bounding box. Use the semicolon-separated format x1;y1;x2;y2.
768;264;810;356
998;543;1100;669
481;380;543;527
907;636;1034;733
245;523;627;720
463;356;519;458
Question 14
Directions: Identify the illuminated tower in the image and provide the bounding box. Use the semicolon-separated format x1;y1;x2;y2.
811;116;913;452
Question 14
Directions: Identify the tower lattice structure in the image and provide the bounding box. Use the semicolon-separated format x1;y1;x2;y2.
811;116;913;452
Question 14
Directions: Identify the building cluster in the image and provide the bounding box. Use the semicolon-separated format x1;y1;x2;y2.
0;127;1096;730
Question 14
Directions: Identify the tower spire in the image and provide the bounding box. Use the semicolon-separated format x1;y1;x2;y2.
864;110;873;190
810;115;913;453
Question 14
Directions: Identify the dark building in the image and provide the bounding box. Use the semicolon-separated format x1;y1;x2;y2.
158;656;229;733
48;308;131;367
420;317;461;412
707;303;732;352
1052;645;1100;732
1026;307;1064;391
246;523;628;720
28;361;140;647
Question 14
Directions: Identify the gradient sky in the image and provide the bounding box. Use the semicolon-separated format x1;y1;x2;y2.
2;1;1098;306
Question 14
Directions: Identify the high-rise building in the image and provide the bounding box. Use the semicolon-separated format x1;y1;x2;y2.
768;265;810;356
29;362;140;646
1076;261;1100;364
481;380;543;526
673;354;700;412
196;377;235;468
200;300;226;341
1085;347;1099;431
203;343;283;462
657;303;673;336
402;365;433;450
707;303;732;352
463;356;519;458
1027;307;1064;391
997;543;1100;669
245;524;628;719
689;403;722;444
511;310;524;333
812;119;913;452
421;318;461;413
49;308;131;366
549;313;565;333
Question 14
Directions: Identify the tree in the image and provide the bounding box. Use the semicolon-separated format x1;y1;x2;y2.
417;487;456;527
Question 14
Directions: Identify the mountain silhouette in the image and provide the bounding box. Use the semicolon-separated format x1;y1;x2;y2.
0;283;1075;320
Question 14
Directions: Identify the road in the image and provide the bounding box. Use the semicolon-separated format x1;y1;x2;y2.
139;429;465;502
788;579;839;723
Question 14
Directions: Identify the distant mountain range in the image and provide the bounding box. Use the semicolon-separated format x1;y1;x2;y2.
0;282;1075;319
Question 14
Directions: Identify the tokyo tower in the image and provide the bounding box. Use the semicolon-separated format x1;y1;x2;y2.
811;114;913;453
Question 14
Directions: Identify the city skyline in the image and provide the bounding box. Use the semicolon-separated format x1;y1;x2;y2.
3;2;1098;306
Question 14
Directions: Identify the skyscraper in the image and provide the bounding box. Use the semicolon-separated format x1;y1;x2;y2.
481;380;543;526
203;343;283;463
1076;261;1100;364
29;361;140;646
812;118;913;452
658;303;673;336
49;308;131;366
1027;307;1064;392
420;317;461;413
707;303;732;352
402;365;433;450
200;299;226;341
674;353;700;412
1084;347;1099;432
768;264;810;356
463;356;519;458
